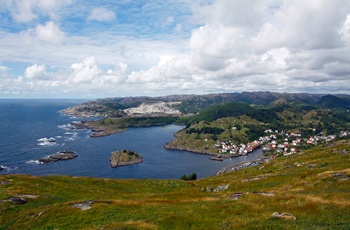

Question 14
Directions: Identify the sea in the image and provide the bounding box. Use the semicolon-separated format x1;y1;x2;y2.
0;99;262;179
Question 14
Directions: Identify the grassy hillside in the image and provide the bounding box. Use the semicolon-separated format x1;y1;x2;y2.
165;101;350;155
1;138;349;229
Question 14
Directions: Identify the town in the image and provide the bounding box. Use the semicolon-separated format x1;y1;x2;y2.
215;129;349;158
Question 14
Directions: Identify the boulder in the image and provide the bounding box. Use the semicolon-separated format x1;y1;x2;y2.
71;201;94;211
271;212;296;220
214;184;230;192
230;193;243;200
8;196;27;205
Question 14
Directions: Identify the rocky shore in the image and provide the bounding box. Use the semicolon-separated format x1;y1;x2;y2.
39;151;78;163
163;144;214;155
73;121;127;137
109;150;143;167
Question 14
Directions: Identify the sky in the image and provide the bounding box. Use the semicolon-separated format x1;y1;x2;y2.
0;0;350;98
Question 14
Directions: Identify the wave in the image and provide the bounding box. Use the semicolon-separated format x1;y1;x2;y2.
0;165;17;172
37;137;57;146
37;136;62;147
38;137;55;142
26;160;43;165
58;121;81;130
64;132;78;141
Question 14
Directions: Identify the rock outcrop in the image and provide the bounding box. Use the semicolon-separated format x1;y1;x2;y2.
39;151;78;163
271;212;297;220
109;150;143;167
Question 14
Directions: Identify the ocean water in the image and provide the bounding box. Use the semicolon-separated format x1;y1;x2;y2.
0;99;262;179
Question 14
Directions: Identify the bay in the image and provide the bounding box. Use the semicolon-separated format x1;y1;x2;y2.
0;99;262;179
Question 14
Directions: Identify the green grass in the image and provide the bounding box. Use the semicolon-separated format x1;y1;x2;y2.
1;139;350;229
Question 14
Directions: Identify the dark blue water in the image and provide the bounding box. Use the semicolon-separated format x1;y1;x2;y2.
0;99;262;179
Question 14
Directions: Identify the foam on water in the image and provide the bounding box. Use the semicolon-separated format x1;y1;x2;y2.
26;160;42;165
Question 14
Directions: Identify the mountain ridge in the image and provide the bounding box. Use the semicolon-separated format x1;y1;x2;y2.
61;91;350;118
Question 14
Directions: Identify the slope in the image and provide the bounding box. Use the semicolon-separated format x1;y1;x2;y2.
1;138;349;229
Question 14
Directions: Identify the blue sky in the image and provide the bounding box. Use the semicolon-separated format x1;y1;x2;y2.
0;0;350;98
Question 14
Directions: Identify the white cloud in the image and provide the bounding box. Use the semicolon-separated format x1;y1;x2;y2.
0;66;9;72
102;62;128;84
69;57;101;84
123;0;350;95
1;0;350;98
339;14;350;43
3;0;72;23
34;21;65;44
24;64;49;80
88;8;116;22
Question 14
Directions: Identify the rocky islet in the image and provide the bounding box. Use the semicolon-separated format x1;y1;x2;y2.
39;151;78;163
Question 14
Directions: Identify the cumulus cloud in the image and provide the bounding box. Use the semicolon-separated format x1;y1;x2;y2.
88;8;116;22
24;64;49;80
69;57;101;84
125;0;350;94
2;0;350;98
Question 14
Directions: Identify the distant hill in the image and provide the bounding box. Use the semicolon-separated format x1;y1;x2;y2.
318;95;350;109
62;92;350;117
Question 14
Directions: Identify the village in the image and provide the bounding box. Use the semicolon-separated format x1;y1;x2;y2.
215;129;349;158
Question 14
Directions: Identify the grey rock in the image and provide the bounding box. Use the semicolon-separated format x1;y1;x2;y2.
214;184;229;192
8;196;27;205
230;193;243;200
271;212;296;220
72;200;94;211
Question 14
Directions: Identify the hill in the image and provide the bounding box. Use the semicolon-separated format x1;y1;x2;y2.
60;92;350;117
1;138;349;229
166;100;350;155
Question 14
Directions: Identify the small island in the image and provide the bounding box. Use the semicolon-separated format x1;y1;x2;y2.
39;151;78;163
109;150;143;168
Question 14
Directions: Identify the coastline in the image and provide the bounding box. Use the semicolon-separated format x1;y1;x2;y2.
73;120;128;137
164;143;264;160
215;151;266;175
163;144;215;156
63;110;262;161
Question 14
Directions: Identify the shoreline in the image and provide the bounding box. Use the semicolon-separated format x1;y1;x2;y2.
215;153;267;175
73;120;128;137
164;143;264;160
67;111;264;164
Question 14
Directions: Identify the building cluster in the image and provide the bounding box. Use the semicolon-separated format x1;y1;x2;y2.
216;140;260;156
215;128;349;157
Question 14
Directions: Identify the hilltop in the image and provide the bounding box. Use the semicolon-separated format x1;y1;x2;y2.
1;138;349;229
